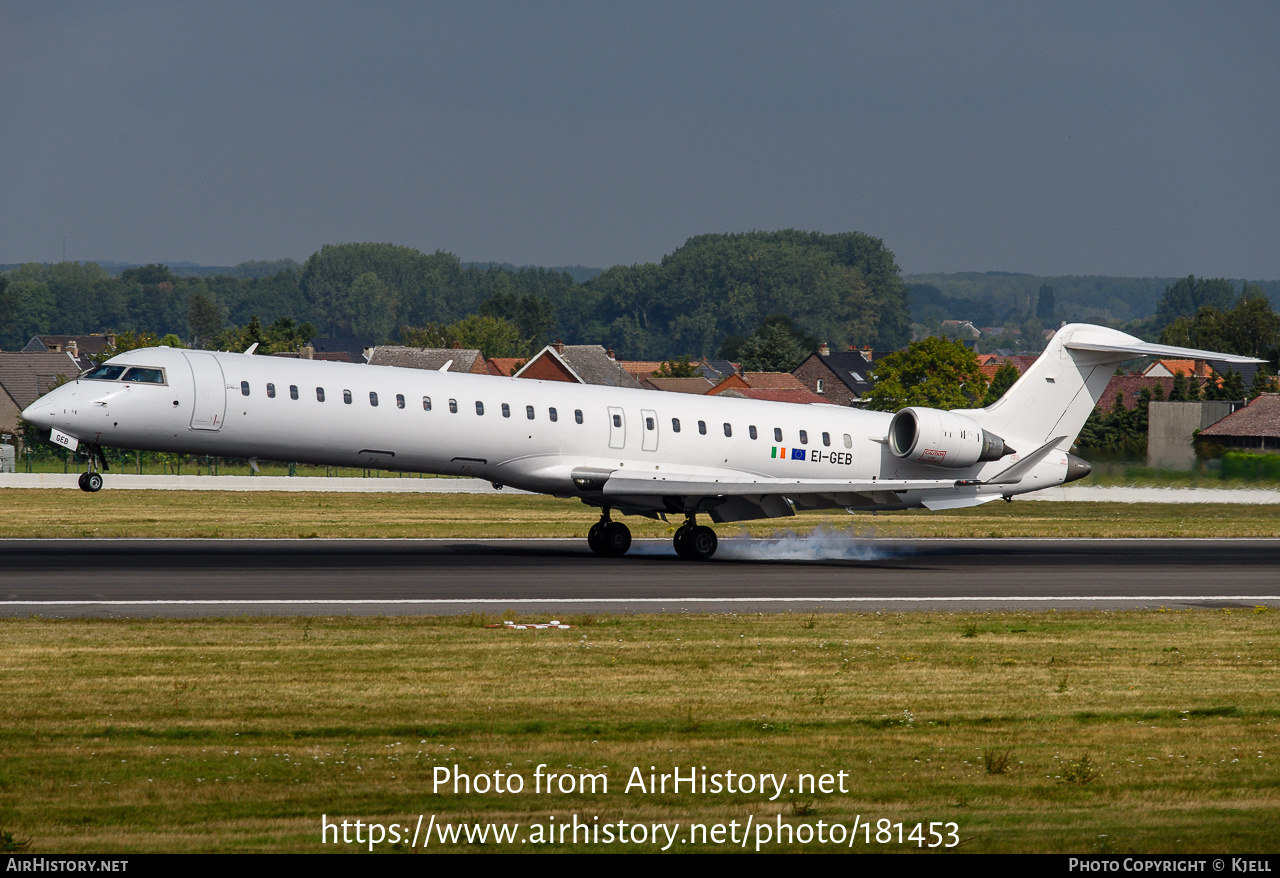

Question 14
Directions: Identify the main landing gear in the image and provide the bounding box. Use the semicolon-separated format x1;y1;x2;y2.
673;515;718;561
587;508;632;557
77;446;106;493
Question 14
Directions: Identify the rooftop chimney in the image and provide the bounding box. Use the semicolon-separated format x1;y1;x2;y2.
553;340;564;354
819;342;830;356
606;347;615;360
451;341;461;349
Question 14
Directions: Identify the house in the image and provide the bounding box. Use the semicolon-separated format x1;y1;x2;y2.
792;344;879;406
706;371;825;404
641;377;716;394
941;319;981;339
366;346;490;374
1141;359;1213;378
695;359;740;382
486;357;526;377
976;353;1039;382
1093;375;1177;411
616;360;667;384
23;334;116;370
0;352;82;444
303;337;376;363
513;342;642;388
1197;394;1280;452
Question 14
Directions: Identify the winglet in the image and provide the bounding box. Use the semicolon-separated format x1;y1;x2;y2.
438;359;453;372
244;342;259;355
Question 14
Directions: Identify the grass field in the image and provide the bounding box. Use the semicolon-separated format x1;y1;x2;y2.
1;489;1280;539
1;610;1277;853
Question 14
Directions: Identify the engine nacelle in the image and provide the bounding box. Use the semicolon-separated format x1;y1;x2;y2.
887;407;1011;469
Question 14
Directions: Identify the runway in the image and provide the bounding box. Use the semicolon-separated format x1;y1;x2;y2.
1;537;1278;617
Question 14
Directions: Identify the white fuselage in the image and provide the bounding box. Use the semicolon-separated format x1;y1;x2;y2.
24;346;1073;517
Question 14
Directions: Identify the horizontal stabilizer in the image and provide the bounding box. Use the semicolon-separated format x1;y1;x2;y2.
1064;339;1264;364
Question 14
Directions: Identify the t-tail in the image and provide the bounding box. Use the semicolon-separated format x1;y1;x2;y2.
964;323;1263;456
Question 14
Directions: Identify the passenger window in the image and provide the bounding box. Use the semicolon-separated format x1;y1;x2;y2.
575;409;583;424
241;381;250;396
266;383;276;399
423;396;432;411
476;401;484;415
612;414;622;428
799;430;809;445
526;405;535;420
549;407;558;422
645;416;655;430
449;399;458;414
316;387;325;402
843;433;852;448
370;392;379;407
698;420;707;435
749;425;757;440
396;394;405;409
672;418;681;432
343;389;352;404
723;423;732;437
774;427;783;442
822;432;831;447
290;385;299;400
502;403;511;418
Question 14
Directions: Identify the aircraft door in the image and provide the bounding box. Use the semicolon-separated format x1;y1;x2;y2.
183;351;227;431
641;408;658;452
607;406;625;449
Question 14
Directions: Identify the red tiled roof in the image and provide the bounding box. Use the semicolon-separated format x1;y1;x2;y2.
1096;375;1177;410
741;372;807;391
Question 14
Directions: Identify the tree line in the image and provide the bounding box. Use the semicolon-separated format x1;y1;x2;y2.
0;231;911;360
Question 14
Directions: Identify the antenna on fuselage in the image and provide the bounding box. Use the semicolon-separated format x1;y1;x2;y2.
243;343;259;355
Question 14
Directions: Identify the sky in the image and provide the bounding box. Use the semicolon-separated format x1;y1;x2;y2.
2;1;1277;277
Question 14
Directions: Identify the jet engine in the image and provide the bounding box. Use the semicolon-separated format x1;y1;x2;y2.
887;407;1012;469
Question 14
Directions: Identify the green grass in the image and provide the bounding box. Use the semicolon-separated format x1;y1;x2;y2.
1;489;1279;539
1;611;1277;853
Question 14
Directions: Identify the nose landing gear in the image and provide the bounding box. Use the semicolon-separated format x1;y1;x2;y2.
673;515;718;561
77;446;107;493
587;508;632;557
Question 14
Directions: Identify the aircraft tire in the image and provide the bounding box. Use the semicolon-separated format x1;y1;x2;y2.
85;472;104;493
689;525;717;560
77;472;90;492
587;522;606;555
601;521;631;556
673;524;694;559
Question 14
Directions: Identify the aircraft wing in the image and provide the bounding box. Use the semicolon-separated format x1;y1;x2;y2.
599;471;990;522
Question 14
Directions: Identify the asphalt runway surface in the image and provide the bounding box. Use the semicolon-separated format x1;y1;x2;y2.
2;537;1278;617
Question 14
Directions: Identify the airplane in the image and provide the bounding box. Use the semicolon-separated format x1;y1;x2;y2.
21;323;1262;560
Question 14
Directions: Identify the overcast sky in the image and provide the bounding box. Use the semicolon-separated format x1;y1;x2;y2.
2;2;1277;277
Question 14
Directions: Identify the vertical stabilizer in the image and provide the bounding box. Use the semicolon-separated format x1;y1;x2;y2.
963;324;1262;451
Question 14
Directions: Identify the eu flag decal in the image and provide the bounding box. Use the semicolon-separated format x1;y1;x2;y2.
791;448;806;461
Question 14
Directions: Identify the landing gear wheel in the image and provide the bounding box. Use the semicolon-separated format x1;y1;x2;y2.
600;521;631;556
688;525;717;560
78;472;90;492
587;522;605;555
83;472;103;493
673;523;695;559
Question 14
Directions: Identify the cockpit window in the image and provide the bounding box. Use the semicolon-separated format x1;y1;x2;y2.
120;367;166;384
81;365;127;381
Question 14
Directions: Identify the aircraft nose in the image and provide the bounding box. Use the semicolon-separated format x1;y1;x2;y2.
22;390;59;429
